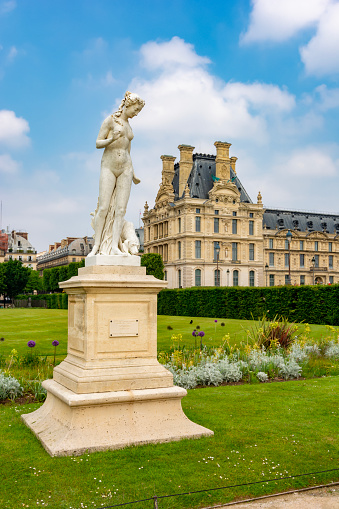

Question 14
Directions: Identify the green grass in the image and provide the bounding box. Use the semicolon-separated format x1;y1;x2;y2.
1;308;337;357
1;377;338;509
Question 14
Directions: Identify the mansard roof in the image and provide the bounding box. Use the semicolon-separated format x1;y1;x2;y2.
264;208;339;234
172;153;252;203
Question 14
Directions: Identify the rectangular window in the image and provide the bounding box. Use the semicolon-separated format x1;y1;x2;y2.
195;269;201;287
195;216;201;232
178;241;181;259
214;269;220;287
329;276;334;284
249;270;255;287
164;271;167;281
315;241;318;251
233;211;237;217
232;219;237;234
249;243;254;261
329;242;332;252
329;255;333;269
232;242;238;261
195;240;201;259
314;254;319;267
285;239;289;249
300;254;305;268
249;212;254;218
196;208;200;214
269;274;275;286
269;238;273;249
178;270;181;288
300;240;304;250
285;253;289;267
178;217;181;233
214;210;219;215
285;275;290;285
269;252;274;266
214;217;219;233
300;275;305;285
233;270;239;286
249;220;254;236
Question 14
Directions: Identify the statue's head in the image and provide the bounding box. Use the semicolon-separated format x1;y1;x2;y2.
115;91;145;119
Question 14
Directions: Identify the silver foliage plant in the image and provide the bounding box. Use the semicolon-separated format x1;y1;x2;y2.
164;342;326;389
324;341;339;359
0;371;23;401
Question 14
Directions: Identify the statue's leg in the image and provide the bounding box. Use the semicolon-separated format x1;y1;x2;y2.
111;168;133;255
88;166;116;257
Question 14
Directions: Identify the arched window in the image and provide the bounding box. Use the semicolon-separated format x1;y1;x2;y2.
195;269;201;287
249;270;255;287
233;270;239;286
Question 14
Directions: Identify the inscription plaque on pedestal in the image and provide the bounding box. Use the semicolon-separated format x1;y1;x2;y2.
110;319;139;337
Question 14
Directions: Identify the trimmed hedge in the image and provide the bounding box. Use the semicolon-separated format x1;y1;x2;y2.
157;284;339;325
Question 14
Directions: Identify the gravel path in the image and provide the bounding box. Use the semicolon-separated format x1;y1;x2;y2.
212;485;339;508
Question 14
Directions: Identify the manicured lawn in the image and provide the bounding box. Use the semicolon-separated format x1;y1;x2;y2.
1;308;336;358
1;377;338;509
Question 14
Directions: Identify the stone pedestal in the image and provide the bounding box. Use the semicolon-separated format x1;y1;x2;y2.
22;260;213;456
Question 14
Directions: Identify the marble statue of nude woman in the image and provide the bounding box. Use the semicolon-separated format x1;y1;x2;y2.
88;91;145;257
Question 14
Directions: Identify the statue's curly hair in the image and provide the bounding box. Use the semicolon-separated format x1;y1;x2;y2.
113;91;145;123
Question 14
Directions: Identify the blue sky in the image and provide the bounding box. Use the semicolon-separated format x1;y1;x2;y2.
1;0;339;252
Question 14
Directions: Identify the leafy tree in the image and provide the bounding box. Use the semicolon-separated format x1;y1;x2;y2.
2;259;30;302
24;269;43;293
141;253;164;280
0;263;6;296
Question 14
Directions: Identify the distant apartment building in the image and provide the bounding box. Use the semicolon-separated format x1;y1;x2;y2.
143;142;339;288
36;236;94;273
0;230;37;269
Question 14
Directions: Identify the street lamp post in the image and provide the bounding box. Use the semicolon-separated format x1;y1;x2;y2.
286;229;292;285
311;256;315;284
265;263;269;286
216;243;220;286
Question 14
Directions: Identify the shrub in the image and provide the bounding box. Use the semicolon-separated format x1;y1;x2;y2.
0;371;23;401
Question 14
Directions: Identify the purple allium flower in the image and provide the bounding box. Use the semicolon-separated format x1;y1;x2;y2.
52;340;59;347
192;330;197;337
214;320;218;323
27;340;36;348
198;331;205;337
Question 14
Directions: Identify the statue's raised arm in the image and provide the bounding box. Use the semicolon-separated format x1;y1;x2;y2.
88;91;145;257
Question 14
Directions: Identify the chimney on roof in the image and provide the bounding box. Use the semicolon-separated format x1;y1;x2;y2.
230;156;238;175
178;145;194;197
214;141;231;181
160;155;176;187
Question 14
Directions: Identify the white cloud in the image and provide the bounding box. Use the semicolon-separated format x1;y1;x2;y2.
284;147;338;177
0;110;30;148
300;2;339;76
140;36;210;70
241;0;330;44
0;0;16;15
128;37;295;150
0;153;20;173
314;84;339;110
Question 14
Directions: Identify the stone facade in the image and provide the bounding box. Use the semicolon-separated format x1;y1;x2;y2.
36;237;94;273
143;142;339;288
0;230;37;270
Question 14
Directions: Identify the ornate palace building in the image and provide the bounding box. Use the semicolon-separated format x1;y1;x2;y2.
142;142;339;288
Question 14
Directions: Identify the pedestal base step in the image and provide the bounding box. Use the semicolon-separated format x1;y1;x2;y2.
21;380;213;457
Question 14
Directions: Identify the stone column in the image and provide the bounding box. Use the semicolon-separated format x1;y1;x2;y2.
178;145;194;198
214;141;232;181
